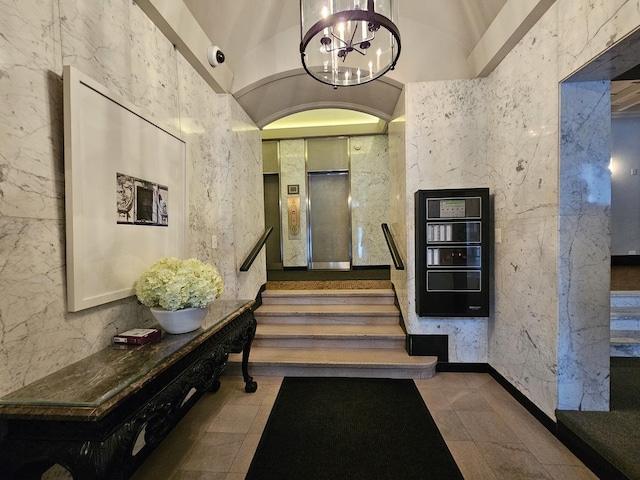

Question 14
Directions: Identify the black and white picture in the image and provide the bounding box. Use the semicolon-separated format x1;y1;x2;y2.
117;173;169;226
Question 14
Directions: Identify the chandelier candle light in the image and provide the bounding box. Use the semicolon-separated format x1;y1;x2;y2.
300;0;400;88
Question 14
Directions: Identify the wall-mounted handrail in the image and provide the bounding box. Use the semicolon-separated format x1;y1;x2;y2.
381;223;405;270
240;227;273;272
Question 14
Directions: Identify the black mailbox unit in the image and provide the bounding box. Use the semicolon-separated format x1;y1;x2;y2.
415;188;490;317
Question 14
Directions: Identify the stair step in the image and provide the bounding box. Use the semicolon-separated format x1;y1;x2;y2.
255;304;400;325
227;348;437;379
253;324;406;349
610;307;640;331
611;291;640;308
262;289;396;305
611;330;640;357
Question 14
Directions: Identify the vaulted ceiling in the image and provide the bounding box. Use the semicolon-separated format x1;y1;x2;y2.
138;0;557;134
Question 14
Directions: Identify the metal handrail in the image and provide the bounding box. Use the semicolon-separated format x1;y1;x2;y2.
381;223;405;270
240;227;273;272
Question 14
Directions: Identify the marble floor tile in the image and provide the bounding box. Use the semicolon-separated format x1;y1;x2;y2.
131;373;597;480
447;440;498;480
475;442;554;480
416;386;453;410
441;387;494;411
179;432;245;473
431;409;473;441
456;410;521;443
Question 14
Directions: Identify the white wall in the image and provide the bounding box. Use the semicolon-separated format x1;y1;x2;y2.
0;0;264;397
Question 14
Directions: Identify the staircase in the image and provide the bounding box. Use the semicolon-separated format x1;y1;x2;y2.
611;291;640;357
228;287;437;379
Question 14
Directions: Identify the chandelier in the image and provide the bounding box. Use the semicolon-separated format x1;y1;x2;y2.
300;0;401;88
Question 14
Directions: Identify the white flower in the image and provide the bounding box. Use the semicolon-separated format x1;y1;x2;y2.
135;257;224;311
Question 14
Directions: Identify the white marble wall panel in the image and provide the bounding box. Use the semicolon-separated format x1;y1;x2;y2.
558;0;640;80
398;81;489;363
558;80;611;411
0;0;260;397
129;5;180;134
350;136;389;266
59;0;134;101
229;98;265;300
486;6;561;418
389;92;409;319
176;53;234;296
0;0;63;220
279;139;308;267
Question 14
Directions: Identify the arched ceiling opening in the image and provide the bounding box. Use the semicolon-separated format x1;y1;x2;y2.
137;0;556;129
262;109;387;140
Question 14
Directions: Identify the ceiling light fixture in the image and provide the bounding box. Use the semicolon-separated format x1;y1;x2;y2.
300;0;401;88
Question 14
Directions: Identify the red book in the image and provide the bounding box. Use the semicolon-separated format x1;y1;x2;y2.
113;328;161;345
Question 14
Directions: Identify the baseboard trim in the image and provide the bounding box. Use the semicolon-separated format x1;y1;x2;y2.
435;362;626;479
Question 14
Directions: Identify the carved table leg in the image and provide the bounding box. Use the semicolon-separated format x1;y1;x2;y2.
242;318;258;393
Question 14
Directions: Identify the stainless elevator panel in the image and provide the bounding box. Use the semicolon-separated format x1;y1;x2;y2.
307;172;351;270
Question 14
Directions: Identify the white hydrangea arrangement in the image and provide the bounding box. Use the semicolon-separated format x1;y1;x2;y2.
135;257;224;311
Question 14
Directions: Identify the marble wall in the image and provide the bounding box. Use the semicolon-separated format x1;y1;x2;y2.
0;0;263;397
390;0;628;416
279;140;308;267
350;136;390;266
486;6;561;417
558;81;611;411
395;80;489;363
277;137;390;268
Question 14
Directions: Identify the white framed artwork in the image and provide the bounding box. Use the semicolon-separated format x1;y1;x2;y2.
63;65;188;312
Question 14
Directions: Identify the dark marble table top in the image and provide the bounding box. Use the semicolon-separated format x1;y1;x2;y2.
0;300;254;419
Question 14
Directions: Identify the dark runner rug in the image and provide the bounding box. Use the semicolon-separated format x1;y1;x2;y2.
246;377;463;480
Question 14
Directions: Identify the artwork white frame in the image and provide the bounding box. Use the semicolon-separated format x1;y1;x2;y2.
63;65;188;312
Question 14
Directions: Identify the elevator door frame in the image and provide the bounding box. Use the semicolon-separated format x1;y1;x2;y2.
306;170;352;270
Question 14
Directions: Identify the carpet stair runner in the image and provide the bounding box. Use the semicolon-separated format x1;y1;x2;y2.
228;287;437;378
611;290;640;357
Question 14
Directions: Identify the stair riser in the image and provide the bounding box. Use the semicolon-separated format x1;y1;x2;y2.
253;338;406;349
225;363;435;379
611;318;640;330
255;315;400;325
611;293;640;308
611;344;640;357
262;297;395;306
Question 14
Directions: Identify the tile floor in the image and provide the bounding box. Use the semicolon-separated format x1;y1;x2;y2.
131;373;598;480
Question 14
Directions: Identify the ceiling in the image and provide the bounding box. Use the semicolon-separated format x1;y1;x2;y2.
178;0;558;135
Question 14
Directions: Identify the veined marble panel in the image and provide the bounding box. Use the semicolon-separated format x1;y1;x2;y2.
389;92;409;319
558;0;640;81
0;0;64;220
0;216;148;394
176;53;232;294
350;136;389;266
486;6;560;418
229;97;265;300
129;3;179;134
0;0;256;398
405;80;488;192
59;0;133;101
399;81;489;363
280;140;307;267
558;81;611;411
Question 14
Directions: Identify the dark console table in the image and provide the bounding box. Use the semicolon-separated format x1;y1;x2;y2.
0;299;257;480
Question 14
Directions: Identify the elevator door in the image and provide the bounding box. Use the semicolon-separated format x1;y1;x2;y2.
308;172;351;270
263;174;282;269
